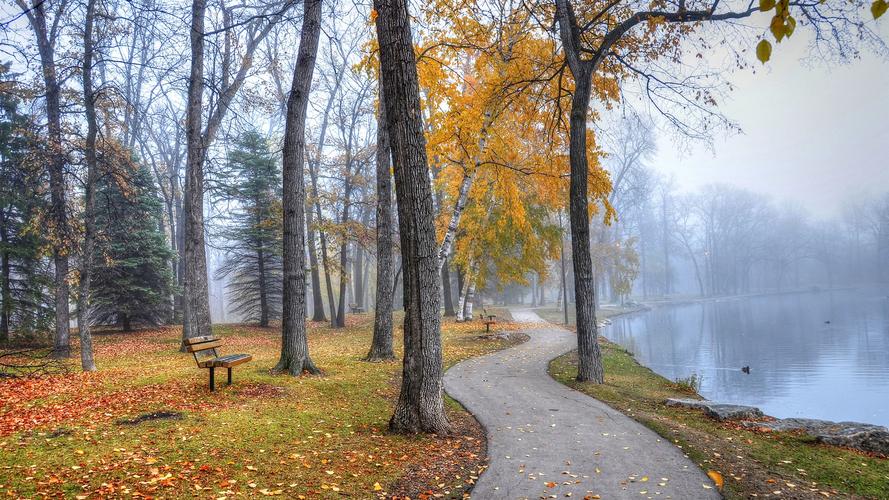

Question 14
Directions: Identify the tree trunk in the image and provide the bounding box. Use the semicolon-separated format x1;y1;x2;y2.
441;259;455;316
538;272;545;306
173;175;185;323
464;280;476;320
336;237;349;326
661;193;671;295
374;0;449;434
0;218;10;343
335;159;354;327
274;0;322;376
567;70;603;383
257;243;269;327
19;0;71;357
306;67;345;324
555;0;603;383
182;0;213;347
456;266;471;322
306;209;327;321
77;0;99;372
367;93;395;362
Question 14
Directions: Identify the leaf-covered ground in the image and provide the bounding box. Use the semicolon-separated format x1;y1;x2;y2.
0;314;527;499
549;341;889;499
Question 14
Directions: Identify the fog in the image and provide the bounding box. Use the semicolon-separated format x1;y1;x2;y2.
656;27;889;218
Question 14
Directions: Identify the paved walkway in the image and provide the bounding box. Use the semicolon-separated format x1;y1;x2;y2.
444;309;720;499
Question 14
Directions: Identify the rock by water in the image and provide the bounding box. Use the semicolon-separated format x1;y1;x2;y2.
665;398;764;421
741;418;889;456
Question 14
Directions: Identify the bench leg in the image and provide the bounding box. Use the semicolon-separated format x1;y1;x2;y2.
209;367;215;391
486;322;490;333
227;367;232;385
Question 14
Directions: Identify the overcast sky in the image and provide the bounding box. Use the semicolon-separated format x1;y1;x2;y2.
649;25;889;218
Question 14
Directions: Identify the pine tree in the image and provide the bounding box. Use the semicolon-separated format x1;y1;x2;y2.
0;67;54;343
214;130;283;327
91;155;175;331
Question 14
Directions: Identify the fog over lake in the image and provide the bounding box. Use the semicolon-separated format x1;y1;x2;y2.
605;287;889;427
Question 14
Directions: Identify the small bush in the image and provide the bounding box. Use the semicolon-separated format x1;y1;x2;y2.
673;373;700;394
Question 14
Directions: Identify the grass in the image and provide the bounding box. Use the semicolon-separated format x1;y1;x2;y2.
0;314;527;499
549;340;889;499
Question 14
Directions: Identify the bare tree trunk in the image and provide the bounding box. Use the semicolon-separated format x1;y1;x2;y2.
464;280;476;320
538;272;545;306
566;71;603;383
556;0;603;383
336;238;349;326
305;209;326;321
16;0;72;357
257;244;269;327
1;219;10;343
274;0;322;376
77;0;99;372
308;165;338;326
306;66;345;324
456;266;471;322
441;259;455;316
374;0;449;434
335;163;353;327
367;93;394;361
182;0;213;346
661;192;671;295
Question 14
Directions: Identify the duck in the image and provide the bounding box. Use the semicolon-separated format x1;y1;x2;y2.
824;320;831;325
741;366;750;374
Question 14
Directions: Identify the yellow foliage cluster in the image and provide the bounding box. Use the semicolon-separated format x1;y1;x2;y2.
409;3;614;287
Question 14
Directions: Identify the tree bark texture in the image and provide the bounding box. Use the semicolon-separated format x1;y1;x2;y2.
274;0;322;376
77;0;99;372
367;93;395;362
374;0;449;434
182;0;213;345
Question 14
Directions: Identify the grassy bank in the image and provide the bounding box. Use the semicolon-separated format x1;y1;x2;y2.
534;303;647;325
550;341;889;499
0;315;526;498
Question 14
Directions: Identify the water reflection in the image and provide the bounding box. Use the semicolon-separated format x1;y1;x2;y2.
605;287;889;427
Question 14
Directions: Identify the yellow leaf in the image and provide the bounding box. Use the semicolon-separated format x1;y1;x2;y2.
707;470;724;491
784;16;797;38
770;15;785;42
873;0;888;19
759;0;776;11
370;8;378;22
756;39;772;64
373;482;383;491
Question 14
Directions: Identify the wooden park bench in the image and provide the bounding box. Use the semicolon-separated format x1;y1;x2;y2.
184;336;253;391
349;303;365;314
480;308;497;333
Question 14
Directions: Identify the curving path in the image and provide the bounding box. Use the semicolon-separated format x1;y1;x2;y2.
444;309;720;499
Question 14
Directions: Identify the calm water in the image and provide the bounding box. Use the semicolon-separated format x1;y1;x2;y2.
604;287;889;427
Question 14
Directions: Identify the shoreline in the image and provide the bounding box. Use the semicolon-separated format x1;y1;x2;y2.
530;300;889;499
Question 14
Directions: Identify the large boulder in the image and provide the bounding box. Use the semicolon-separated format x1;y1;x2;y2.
665;398;764;421
740;418;889;456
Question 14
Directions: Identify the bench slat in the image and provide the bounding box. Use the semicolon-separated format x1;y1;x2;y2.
186;340;223;352
184;335;219;346
212;354;252;368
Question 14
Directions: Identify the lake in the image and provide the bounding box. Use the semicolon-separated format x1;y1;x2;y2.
604;287;889;427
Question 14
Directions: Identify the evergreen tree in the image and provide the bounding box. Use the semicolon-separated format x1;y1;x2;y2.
214;130;283;327
91;154;175;330
0;65;54;343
